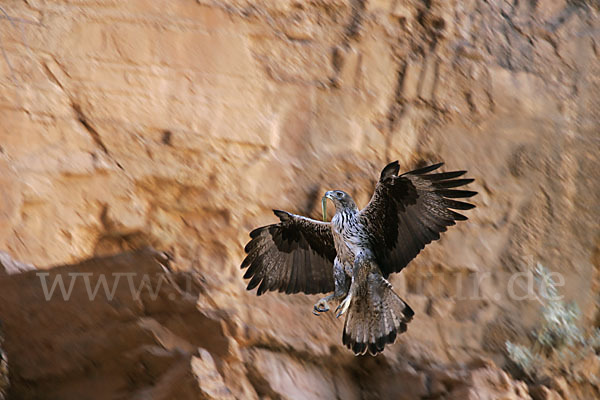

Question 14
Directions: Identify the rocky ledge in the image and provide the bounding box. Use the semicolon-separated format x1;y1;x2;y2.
0;248;579;399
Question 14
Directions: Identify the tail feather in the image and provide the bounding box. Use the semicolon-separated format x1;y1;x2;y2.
342;274;413;356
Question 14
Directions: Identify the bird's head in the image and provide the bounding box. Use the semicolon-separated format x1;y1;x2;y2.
322;190;357;220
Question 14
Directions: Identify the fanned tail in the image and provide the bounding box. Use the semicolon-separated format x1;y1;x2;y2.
342;272;413;356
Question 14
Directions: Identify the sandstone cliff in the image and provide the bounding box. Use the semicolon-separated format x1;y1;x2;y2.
0;248;537;399
0;0;599;398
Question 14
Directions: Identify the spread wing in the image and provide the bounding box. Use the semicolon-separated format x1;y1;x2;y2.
241;210;336;295
360;161;476;278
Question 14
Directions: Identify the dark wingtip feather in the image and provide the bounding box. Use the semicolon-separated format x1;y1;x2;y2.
437;189;478;198
450;210;468;221
244;240;255;253
249;226;267;238
246;275;261;291
405;162;444;176
241;253;251;269
273;209;291;221
434;178;475;188
423;170;467;181
243;267;255;279
380;160;400;180
404;303;415;320
257;280;269;295
241;254;253;270
444;199;476;210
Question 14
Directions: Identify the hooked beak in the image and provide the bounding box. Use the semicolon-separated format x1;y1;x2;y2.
321;191;334;222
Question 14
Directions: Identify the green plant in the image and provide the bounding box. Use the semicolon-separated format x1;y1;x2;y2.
505;263;600;382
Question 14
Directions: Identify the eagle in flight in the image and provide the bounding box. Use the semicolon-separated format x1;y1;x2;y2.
241;161;476;355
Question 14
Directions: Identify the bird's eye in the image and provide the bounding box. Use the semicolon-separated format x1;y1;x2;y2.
336;191;343;198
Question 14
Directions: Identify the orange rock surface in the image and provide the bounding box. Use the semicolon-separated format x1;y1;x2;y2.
0;0;599;398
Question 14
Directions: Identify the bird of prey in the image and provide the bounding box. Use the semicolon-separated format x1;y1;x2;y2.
241;161;476;355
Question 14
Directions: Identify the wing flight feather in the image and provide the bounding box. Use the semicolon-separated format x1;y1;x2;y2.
360;161;476;277
241;210;336;295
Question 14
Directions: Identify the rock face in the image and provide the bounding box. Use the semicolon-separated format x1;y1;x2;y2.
0;248;535;399
0;0;599;398
0;248;246;399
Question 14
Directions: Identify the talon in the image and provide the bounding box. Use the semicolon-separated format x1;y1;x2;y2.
312;298;330;315
336;294;352;318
